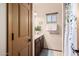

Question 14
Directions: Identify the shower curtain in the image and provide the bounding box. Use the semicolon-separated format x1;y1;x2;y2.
64;3;77;56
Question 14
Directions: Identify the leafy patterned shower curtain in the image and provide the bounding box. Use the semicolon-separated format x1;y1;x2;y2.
64;3;77;56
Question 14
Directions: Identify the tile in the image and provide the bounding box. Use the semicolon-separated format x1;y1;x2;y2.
39;49;62;56
39;49;54;56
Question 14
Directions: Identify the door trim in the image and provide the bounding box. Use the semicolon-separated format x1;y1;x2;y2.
6;3;8;56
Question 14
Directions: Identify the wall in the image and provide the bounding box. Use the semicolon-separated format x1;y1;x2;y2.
32;3;45;55
0;4;7;56
77;4;79;49
33;3;63;55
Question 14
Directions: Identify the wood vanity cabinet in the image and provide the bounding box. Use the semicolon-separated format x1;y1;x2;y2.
35;35;44;56
35;38;41;56
40;36;44;51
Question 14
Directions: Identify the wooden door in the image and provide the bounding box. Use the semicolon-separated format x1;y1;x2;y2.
7;3;32;56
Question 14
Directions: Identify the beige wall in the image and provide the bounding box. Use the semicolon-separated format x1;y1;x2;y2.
77;4;79;49
33;3;63;55
0;4;7;56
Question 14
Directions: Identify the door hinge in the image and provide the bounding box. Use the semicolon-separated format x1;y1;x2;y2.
12;33;14;40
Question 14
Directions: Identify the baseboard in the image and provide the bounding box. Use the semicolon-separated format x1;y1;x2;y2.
44;48;62;52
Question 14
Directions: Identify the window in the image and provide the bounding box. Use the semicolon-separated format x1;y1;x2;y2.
46;12;58;23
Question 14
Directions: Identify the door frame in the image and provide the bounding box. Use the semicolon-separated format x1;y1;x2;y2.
7;3;13;56
6;3;8;56
6;3;33;56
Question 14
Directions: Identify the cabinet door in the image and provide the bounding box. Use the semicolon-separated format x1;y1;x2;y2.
35;38;41;56
40;36;44;51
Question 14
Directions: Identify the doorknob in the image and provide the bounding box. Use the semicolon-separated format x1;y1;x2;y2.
28;39;31;42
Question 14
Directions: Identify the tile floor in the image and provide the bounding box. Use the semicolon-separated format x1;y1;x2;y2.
39;49;62;56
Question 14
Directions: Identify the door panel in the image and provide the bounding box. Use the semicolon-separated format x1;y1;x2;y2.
8;3;32;56
12;3;20;56
20;45;28;56
19;4;29;37
7;4;13;56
